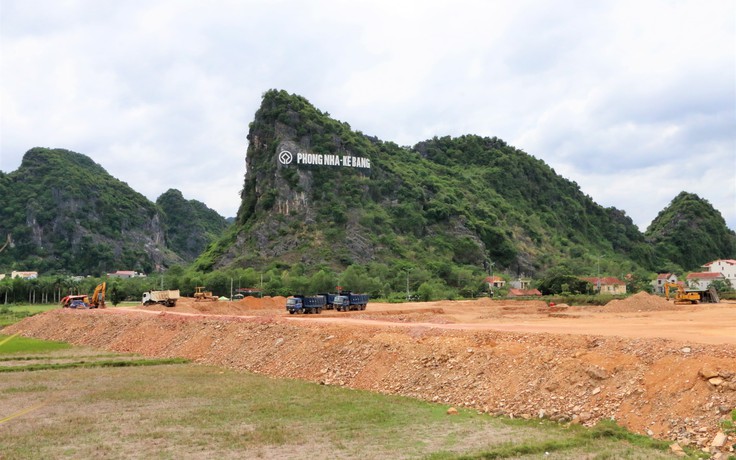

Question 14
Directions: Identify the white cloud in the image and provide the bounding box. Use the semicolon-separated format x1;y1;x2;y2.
1;0;734;229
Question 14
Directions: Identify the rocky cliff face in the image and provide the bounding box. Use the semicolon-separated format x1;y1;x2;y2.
0;148;181;275
198;90;655;277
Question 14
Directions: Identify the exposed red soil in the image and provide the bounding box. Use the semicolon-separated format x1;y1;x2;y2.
4;293;735;455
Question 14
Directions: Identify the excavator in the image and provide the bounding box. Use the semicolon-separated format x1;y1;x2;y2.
664;282;701;304
61;282;106;309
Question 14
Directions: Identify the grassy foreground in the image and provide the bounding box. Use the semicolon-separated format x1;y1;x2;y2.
0;339;695;459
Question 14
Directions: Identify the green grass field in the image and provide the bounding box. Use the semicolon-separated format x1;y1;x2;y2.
0;337;701;459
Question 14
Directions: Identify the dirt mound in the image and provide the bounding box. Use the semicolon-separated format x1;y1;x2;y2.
583;292;683;313
5;308;735;454
137;296;286;315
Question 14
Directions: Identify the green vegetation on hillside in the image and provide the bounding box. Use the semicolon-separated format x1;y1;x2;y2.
0;149;229;275
646;191;736;271
199;90;682;289
157;189;230;261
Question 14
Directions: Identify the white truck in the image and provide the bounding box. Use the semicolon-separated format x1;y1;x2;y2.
142;290;180;307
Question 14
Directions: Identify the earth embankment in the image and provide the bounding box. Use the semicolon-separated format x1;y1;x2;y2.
5;303;735;452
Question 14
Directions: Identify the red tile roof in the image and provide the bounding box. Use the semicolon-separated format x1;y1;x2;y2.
656;273;673;280
686;272;724;279
703;259;736;266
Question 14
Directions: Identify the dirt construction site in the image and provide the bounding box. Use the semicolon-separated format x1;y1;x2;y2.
5;292;736;456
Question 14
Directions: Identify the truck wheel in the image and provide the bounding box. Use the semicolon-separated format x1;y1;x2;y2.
316;307;322;314
289;310;295;314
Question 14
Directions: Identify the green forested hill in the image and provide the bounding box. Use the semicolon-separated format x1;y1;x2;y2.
645;192;736;271
195;90;666;291
157;189;230;262
0;148;189;275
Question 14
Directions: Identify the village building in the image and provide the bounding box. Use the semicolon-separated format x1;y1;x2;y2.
582;277;627;295
686;272;725;291
11;271;38;279
107;270;145;279
701;259;736;287
509;277;533;290
652;273;678;294
484;276;505;290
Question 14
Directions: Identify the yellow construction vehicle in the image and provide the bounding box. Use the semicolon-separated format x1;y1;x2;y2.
194;286;217;302
61;282;106;309
664;282;700;304
90;282;106;308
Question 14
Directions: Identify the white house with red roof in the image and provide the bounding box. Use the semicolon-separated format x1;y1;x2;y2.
652;273;678;294
686;272;725;290
701;259;736;287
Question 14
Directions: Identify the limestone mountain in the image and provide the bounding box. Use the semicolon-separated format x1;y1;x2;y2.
0;148;224;275
195;90;658;280
156;188;230;262
645;192;736;271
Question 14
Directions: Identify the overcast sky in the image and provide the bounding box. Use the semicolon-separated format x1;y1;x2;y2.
1;0;734;230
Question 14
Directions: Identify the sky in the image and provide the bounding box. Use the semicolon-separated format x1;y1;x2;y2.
1;0;734;230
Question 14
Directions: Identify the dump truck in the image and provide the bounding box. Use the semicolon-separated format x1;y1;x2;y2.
333;292;369;311
142;289;180;307
286;295;326;314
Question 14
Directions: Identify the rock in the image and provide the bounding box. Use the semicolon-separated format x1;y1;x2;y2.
718;405;732;414
447;407;458;415
669;442;686;457
708;377;724;386
700;366;720;379
586;366;609;380
592;387;601;395
711;431;727;448
681;347;691;353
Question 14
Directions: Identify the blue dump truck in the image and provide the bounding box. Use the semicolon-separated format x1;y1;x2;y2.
287;292;369;313
333;292;369;311
286;295;326;314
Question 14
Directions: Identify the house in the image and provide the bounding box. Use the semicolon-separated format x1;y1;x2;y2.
582;277;627;295
686;272;725;291
107;270;144;279
652;273;678;294
0;274;5;281
507;288;542;297
702;259;736;287
11;271;38;279
484;276;505;290
509;277;533;290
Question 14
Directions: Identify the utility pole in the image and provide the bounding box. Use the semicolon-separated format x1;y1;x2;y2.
405;269;411;301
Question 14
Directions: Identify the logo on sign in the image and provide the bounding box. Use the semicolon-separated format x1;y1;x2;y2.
278;150;293;165
277;150;371;169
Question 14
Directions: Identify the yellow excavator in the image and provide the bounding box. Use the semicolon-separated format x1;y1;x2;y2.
664;282;700;304
90;282;106;308
61;282;106;309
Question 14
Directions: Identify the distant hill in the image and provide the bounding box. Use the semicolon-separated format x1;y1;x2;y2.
0;148;227;275
645;192;736;271
156;189;230;262
195;90;666;283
